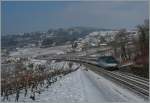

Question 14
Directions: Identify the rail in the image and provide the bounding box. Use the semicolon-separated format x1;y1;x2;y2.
44;56;149;99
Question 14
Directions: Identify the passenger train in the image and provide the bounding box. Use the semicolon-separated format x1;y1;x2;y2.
96;56;119;71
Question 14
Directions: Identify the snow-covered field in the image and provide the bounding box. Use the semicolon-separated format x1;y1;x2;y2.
1;67;147;103
10;45;71;57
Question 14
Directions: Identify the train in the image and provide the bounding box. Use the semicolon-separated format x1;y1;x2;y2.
96;56;119;71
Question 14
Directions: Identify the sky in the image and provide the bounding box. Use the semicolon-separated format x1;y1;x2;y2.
1;1;149;35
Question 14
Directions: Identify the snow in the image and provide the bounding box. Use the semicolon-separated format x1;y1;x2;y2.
31;59;47;65
9;45;70;57
1;67;148;102
83;70;146;102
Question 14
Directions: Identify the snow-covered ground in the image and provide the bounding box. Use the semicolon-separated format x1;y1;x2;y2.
9;45;71;57
2;67;147;103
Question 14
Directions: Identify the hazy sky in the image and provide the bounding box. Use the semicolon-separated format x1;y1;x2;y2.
1;1;149;34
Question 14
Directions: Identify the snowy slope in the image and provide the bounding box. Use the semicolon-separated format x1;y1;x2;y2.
82;70;147;102
1;68;147;103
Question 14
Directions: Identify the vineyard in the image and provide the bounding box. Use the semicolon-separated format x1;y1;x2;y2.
1;61;79;102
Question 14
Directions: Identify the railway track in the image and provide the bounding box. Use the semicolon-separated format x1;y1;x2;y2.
114;71;149;86
116;71;149;82
42;56;149;99
84;63;149;100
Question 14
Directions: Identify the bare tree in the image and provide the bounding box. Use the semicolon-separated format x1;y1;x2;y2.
110;29;129;61
137;19;149;55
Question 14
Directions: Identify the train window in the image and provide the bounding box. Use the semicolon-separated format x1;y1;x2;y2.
98;56;118;63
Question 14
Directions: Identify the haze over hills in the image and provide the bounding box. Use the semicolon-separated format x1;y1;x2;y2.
2;27;114;50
